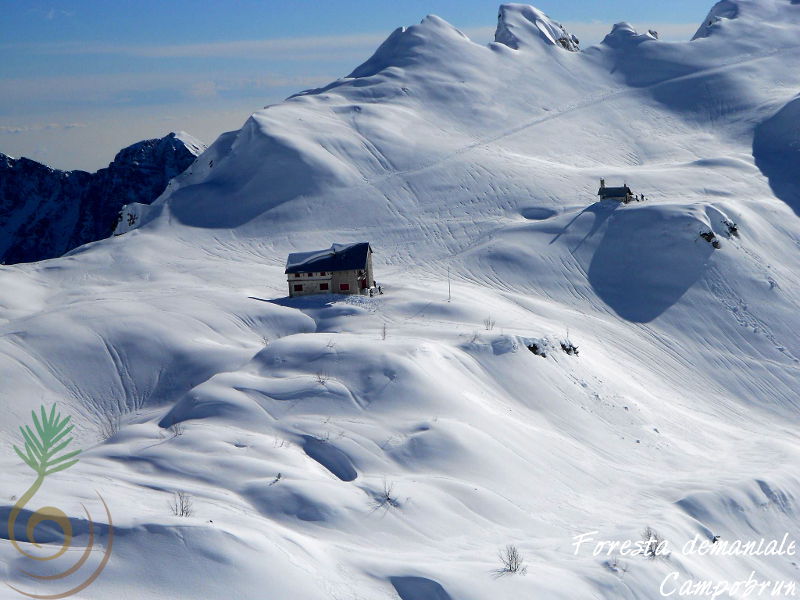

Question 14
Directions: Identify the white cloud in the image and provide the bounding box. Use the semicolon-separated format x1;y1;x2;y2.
0;122;87;134
10;32;390;62
2;20;699;65
0;71;334;107
43;8;75;20
188;80;219;99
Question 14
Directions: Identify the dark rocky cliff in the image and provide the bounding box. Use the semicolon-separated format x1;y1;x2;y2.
0;132;205;264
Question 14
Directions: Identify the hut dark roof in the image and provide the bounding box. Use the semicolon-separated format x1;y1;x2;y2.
285;242;371;274
598;185;632;198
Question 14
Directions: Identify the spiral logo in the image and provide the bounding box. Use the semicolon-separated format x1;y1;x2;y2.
6;405;113;599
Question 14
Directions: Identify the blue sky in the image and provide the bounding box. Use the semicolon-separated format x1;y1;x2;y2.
0;1;709;170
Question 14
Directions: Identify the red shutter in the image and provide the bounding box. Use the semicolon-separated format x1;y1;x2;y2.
339;283;349;291
293;284;303;292
320;283;329;291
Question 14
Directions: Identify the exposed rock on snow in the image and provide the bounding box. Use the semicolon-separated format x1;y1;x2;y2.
494;3;580;51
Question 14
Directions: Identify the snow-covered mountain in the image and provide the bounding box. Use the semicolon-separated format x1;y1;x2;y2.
2;1;800;598
0;132;204;265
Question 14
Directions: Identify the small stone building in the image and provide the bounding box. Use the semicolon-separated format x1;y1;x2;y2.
285;242;374;297
597;179;634;203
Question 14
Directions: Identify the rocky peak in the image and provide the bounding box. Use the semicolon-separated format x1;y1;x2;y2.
494;4;580;52
0;132;205;264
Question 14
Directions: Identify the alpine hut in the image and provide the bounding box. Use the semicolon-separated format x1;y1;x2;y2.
285;242;374;297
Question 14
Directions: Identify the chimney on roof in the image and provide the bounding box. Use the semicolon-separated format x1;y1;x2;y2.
600;178;605;189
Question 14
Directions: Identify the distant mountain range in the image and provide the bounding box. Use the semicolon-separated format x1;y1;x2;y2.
0;131;205;264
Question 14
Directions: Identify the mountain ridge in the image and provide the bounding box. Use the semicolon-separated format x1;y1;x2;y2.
0;131;205;264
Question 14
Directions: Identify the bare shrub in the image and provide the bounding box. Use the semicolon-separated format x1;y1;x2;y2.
494;544;527;576
170;491;193;517
605;555;628;576
315;371;329;385
642;526;668;559
168;422;185;437
97;412;121;440
371;481;400;510
483;316;496;331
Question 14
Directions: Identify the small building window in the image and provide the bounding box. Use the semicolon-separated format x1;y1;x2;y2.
307;272;314;277
293;284;303;292
320;271;326;276
294;273;300;278
320;283;329;291
339;283;350;291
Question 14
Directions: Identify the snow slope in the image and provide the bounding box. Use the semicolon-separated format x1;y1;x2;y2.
2;1;800;598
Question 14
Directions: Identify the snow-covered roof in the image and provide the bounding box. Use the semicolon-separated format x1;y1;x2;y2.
598;185;632;198
285;242;372;274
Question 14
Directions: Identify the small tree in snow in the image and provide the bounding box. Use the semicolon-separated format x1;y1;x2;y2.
170;491;193;517
494;544;527;576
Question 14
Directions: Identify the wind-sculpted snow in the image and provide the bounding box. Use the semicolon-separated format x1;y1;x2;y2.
753;95;800;215
694;0;741;40
583;204;715;323
2;1;800;598
494;4;580;51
